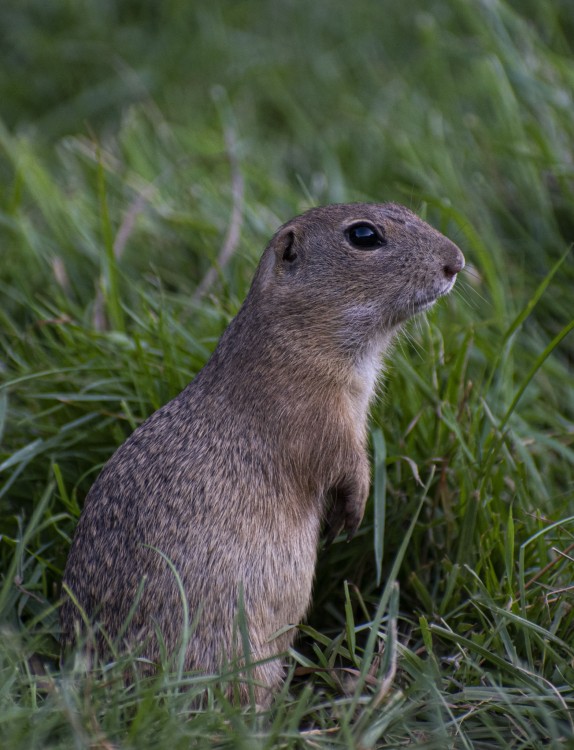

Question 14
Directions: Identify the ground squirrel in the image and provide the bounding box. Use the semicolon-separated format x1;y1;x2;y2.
61;202;464;704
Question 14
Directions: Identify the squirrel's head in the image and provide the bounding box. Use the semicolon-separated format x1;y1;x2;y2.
251;202;464;355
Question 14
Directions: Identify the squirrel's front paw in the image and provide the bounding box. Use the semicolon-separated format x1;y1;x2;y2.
324;476;369;545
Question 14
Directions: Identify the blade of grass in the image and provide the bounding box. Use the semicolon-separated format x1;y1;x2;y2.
372;427;386;587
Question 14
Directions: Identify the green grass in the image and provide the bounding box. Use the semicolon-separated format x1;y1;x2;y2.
1;0;574;747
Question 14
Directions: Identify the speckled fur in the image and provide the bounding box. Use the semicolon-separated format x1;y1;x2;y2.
60;202;464;704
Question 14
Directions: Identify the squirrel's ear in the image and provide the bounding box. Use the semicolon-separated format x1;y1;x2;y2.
278;229;297;263
256;226;301;289
270;226;300;266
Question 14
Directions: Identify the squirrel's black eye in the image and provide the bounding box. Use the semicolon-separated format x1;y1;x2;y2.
346;223;385;249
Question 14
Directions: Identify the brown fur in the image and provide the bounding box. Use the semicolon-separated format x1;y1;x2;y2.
60;202;464;703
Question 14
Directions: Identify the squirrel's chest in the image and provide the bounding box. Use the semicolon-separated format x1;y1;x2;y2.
347;343;387;426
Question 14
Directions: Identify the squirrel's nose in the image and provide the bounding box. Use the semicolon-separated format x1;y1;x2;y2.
443;243;465;280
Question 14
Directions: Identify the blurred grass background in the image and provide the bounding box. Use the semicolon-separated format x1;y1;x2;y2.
1;0;573;747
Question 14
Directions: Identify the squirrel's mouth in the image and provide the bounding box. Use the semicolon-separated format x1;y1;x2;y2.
412;279;457;313
414;298;437;313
